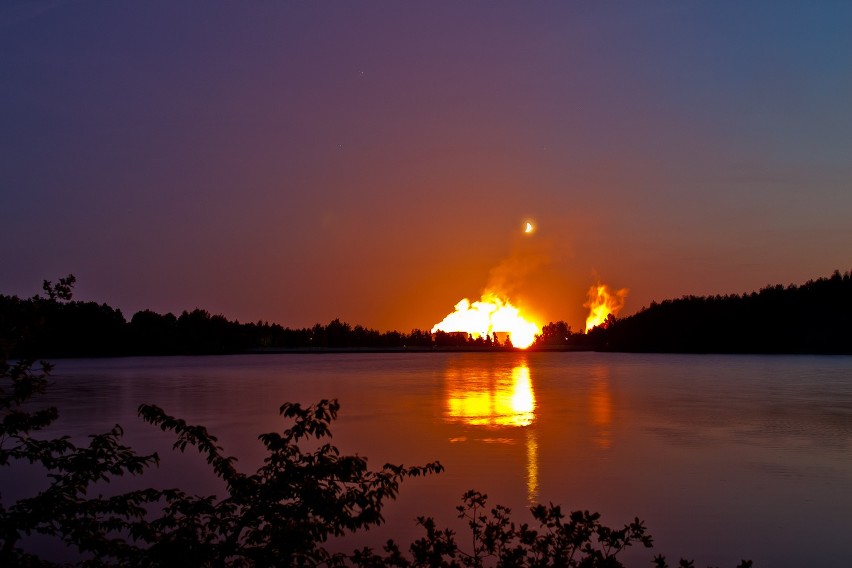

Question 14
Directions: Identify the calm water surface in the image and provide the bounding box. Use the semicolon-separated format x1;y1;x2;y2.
21;353;852;566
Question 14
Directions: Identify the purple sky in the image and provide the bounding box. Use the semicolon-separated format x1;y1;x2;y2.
2;1;851;332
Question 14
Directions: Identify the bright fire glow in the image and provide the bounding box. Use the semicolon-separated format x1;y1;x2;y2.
524;222;534;233
584;284;628;332
443;360;539;501
445;363;536;427
432;293;540;349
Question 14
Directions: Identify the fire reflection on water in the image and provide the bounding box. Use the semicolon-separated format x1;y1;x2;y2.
524;428;539;503
590;366;613;450
444;357;539;503
446;364;535;427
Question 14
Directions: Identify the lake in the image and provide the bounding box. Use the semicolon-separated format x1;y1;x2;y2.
14;352;852;566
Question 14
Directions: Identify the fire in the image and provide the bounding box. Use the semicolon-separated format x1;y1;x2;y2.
432;293;540;349
584;284;628;332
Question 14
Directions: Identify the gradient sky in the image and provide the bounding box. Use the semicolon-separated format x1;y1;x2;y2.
2;1;851;332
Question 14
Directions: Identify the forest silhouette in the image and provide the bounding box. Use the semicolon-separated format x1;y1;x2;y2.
598;269;852;354
1;270;851;358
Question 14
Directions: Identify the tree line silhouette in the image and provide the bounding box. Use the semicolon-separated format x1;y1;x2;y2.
2;270;851;357
594;269;852;354
0;276;540;357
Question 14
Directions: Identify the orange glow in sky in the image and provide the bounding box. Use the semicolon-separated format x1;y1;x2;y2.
3;3;850;335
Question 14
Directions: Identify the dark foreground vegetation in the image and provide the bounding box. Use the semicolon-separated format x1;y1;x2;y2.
2;270;850;358
0;280;755;566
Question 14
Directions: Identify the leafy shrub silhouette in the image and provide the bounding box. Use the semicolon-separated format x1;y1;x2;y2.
0;358;441;566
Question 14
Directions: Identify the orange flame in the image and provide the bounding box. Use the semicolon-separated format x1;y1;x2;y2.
584;284;628;332
432;293;540;349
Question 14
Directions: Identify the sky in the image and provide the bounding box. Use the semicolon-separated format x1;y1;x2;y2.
2;1;851;333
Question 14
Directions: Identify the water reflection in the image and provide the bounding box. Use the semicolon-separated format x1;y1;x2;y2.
524;427;539;503
443;355;539;502
589;366;613;449
40;354;852;566
446;363;535;426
